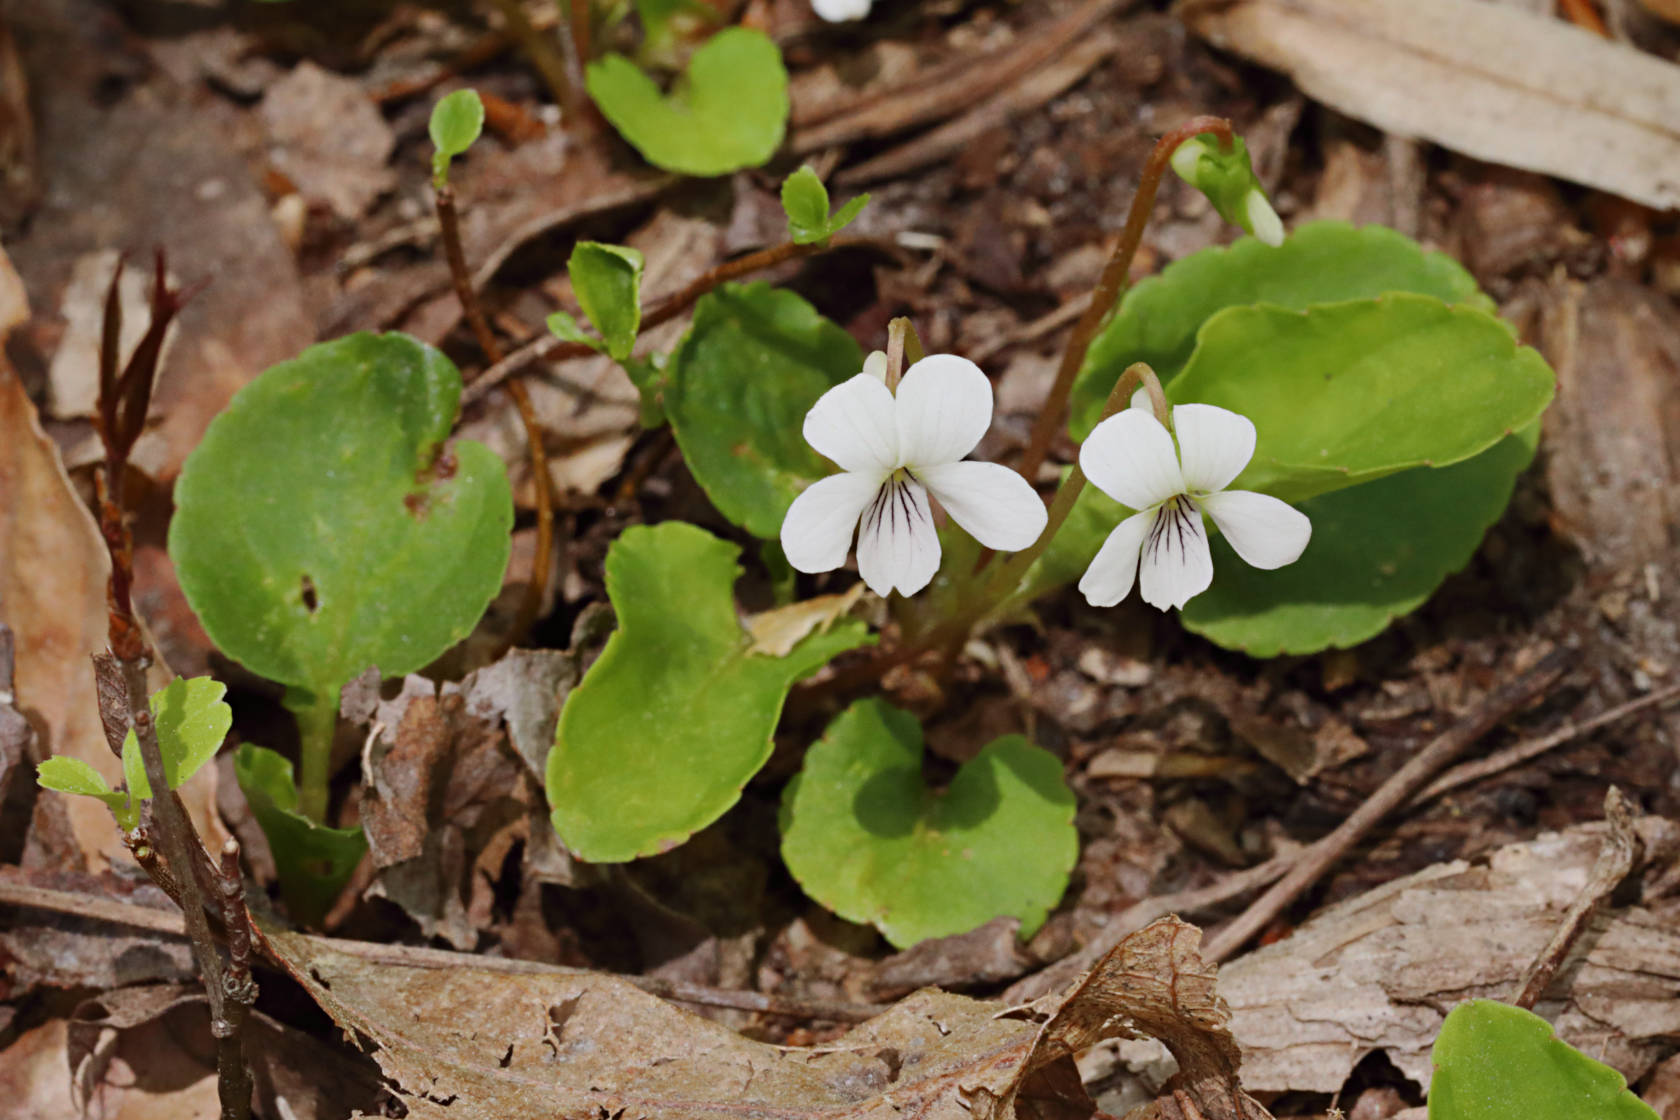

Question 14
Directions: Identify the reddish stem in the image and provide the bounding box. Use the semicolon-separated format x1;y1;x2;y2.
1015;116;1233;484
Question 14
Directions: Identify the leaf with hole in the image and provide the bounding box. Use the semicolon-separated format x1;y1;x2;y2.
780;698;1077;949
568;242;644;361
235;744;368;926
1069;221;1495;439
663;283;862;538
547;522;870;862
586;28;788;176
1428;1000;1659;1120
169;332;513;705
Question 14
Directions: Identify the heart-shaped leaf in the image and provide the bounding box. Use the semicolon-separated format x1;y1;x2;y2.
1168;295;1552;504
1180;425;1537;655
169;332;513;701
586;27;788;176
664;283;862;538
235;744;368;926
780;699;1077;949
568;242;644;361
1428;1000;1659;1120
1069;221;1494;439
547;522;870;862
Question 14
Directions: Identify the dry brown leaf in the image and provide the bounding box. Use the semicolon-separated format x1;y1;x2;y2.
264;927;1052;1120
746;584;866;658
1178;0;1680;209
257;61;395;221
1020;917;1270;1120
257;915;1268;1120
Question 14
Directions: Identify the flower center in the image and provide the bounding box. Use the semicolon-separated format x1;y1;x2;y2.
862;469;926;540
1145;495;1196;566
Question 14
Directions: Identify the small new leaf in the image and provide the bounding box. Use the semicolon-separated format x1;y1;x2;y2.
568;242;645;361
546;310;601;351
120;675;233;801
781;165;868;244
781;165;830;243
37;757;136;829
429;89;486;186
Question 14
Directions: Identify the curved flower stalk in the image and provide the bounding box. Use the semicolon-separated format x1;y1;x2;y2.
1079;403;1310;610
782;353;1047;597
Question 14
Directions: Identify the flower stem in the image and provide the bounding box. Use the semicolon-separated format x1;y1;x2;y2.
290;686;340;825
1014;115;1232;484
973;362;1162;607
435;180;555;648
883;317;924;391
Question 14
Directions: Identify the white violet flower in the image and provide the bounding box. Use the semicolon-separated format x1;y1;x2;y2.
781;352;1048;597
1078;403;1310;611
812;0;872;21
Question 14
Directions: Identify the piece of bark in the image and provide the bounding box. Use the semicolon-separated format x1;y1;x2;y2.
1537;276;1680;679
1219;817;1680;1094
1179;0;1680;209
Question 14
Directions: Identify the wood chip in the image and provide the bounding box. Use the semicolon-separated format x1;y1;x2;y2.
1179;0;1680;209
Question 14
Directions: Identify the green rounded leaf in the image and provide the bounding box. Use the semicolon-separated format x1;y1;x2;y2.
781;699;1077;949
169;333;513;698
429;89;485;183
568;242;645;361
121;675;233;800
1170;296;1553;504
664;283;863;538
234;744;368;926
547;522;870;862
1070;222;1494;439
1429;1000;1659;1120
781;165;831;243
1180;426;1536;656
37;757;134;827
586;27;788;176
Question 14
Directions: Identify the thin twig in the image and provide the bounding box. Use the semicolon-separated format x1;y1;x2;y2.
435;182;555;645
90;254;254;1120
1413;682;1680;805
1015;116;1233;485
462;237;867;407
1512;787;1639;1010
0;881;889;1024
1202;648;1574;963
